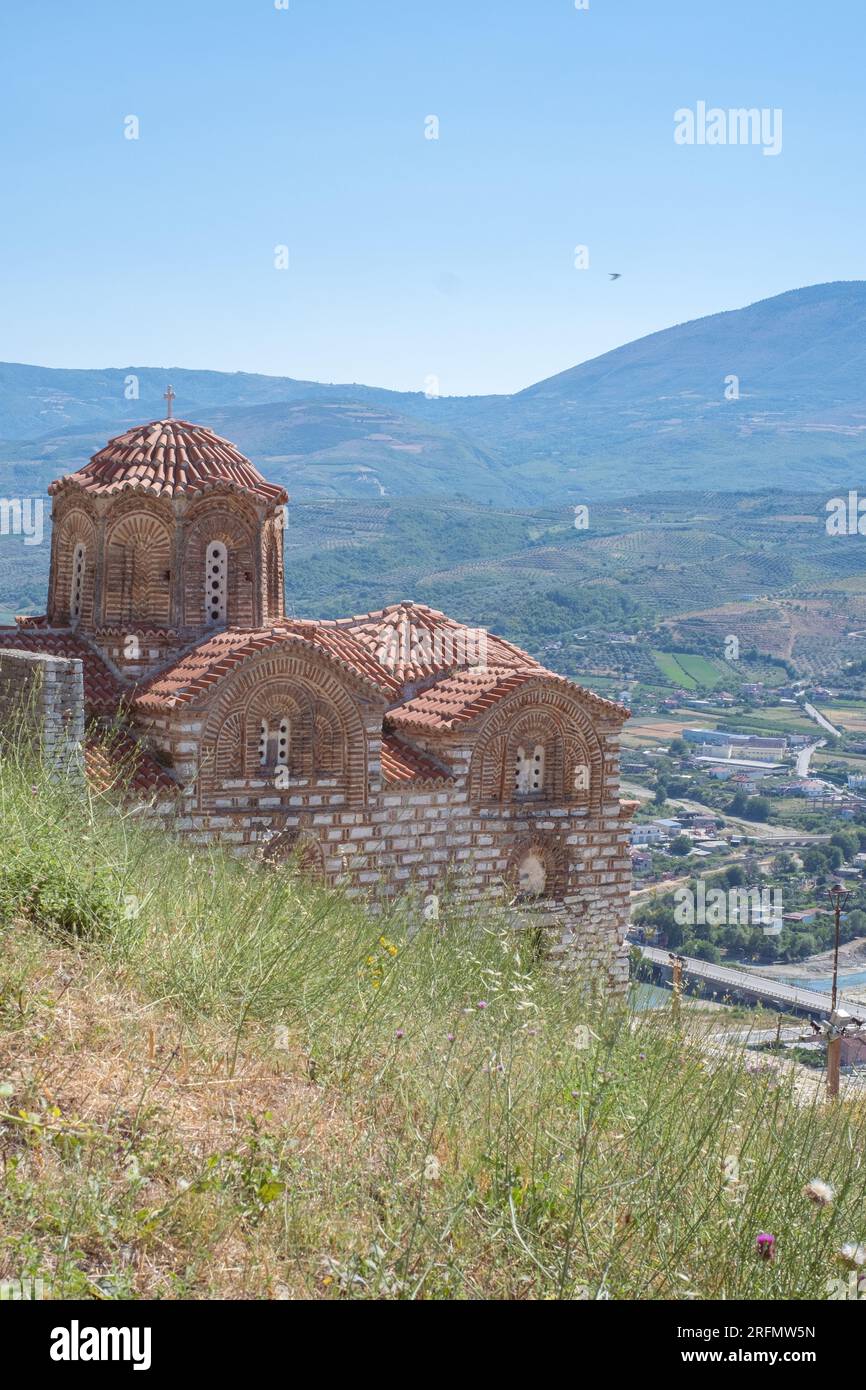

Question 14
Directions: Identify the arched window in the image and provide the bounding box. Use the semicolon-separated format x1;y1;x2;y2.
206;541;227;626
260;717;290;769
514;743;544;794
70;542;86;621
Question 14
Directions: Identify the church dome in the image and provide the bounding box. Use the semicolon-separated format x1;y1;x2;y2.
48;418;287;504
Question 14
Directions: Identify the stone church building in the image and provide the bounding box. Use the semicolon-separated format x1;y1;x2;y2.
0;411;635;987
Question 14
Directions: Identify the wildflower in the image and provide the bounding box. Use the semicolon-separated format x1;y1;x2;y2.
803;1179;835;1208
838;1243;866;1268
423;1154;441;1181
756;1232;776;1262
394;1028;405;1039
476;1000;489;1010
446;1033;455;1042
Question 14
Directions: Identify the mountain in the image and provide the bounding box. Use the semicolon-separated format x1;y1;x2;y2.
3;282;866;503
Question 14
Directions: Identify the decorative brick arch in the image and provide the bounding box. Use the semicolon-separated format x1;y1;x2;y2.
469;684;605;810
213;709;244;780
104;503;173;626
261;821;325;877
312;701;344;776
183;495;258;630
506;834;568;901
263;521;284;624
199;646;369;804
49;503;97;626
246;683;311;776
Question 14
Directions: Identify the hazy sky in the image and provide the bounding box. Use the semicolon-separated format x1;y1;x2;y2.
1;0;863;395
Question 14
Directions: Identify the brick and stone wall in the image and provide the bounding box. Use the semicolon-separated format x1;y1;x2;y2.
134;701;632;990
0;648;85;775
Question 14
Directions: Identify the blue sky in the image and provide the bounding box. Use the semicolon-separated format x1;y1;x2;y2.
1;0;863;395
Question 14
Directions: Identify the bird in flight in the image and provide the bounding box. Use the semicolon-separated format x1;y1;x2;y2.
609;272;622;280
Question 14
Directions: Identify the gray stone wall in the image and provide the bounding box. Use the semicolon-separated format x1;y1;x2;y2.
0;648;85;775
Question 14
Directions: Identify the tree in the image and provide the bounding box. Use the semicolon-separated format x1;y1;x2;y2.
669;835;692;856
666;778;690;798
803;846;827;874
692;939;721;963
727;791;749;816
744;796;771;822
831;830;859;861
725;865;745;888
844;909;866;937
654;782;668;806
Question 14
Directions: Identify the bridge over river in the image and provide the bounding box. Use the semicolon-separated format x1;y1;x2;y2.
637;944;864;1021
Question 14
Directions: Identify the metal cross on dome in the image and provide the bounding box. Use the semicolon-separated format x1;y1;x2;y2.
164;384;175;419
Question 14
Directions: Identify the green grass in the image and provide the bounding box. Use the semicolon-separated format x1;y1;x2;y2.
675;653;724;687
2;740;866;1300
652;650;697;688
649;649;724;690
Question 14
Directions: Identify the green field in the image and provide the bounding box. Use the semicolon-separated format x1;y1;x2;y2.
651;650;723;689
725;706;819;737
674;653;724;687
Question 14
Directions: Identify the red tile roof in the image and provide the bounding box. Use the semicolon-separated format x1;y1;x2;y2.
380;733;454;786
0;628;123;715
386;666;628;732
133;604;629;727
48;419;287;504
85;730;178;798
327;601;533;684
135;622;402;712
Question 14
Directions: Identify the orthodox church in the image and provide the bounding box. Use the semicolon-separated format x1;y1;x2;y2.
0;402;635;986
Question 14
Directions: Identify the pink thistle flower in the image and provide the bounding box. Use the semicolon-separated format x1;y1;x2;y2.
756;1232;776;1261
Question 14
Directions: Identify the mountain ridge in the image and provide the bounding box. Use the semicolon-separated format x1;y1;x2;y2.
3;281;866;502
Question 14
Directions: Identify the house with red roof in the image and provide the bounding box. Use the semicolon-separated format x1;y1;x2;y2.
0;412;635;987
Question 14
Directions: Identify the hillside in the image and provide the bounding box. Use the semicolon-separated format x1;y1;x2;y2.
4;282;866;503
3;746;865;1301
7;488;866;685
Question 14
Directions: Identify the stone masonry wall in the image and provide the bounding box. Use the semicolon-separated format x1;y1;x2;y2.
135;708;632;990
0;648;85;775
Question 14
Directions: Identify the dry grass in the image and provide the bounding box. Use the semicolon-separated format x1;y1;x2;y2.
5;743;866;1301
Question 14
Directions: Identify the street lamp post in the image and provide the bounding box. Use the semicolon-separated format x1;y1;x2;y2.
825;884;852;1098
669;952;685;1026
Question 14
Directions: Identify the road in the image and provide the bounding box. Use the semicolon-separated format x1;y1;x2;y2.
803;702;842;738
796;739;825;777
